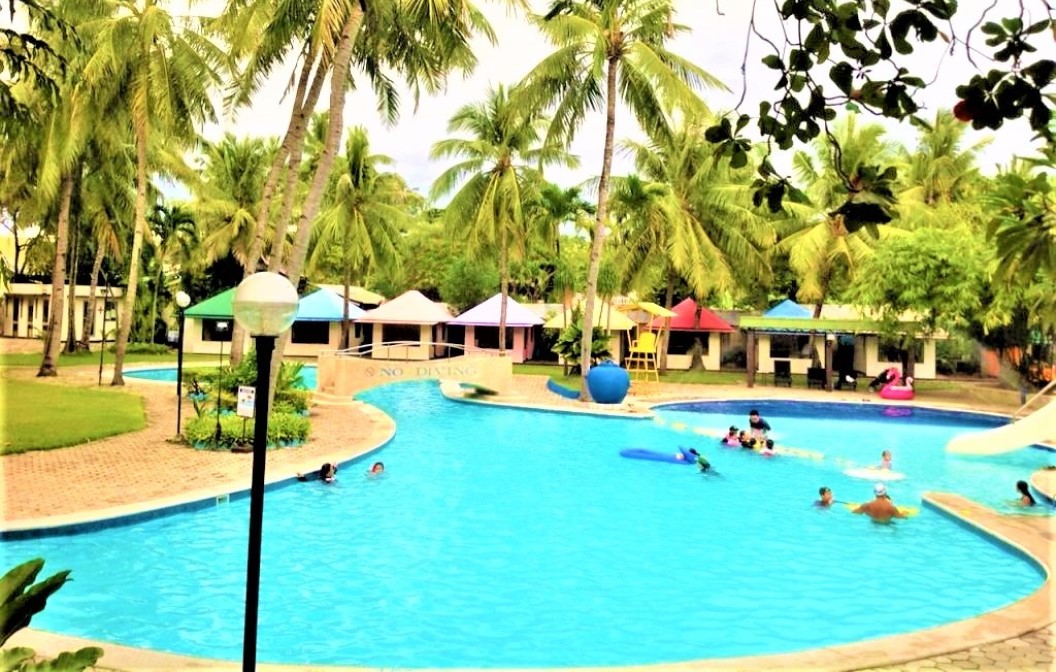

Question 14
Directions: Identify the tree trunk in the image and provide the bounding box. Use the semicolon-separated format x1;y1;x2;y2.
266;8;364;407
267;128;310;273
37;172;74;377
499;225;508;354
64;174;81;354
341;266;351;350
230;52;326;365
81;242;105;349
658;270;675;373
149;265;162;345
112;119;150;386
578;56;620;400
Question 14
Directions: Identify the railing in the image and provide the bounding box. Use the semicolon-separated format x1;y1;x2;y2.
1012;378;1056;421
324;340;506;360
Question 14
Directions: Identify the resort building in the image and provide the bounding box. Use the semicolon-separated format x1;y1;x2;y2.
740;300;942;387
541;301;636;365
355;290;454;360
0;281;124;346
448;293;543;363
648;298;735;371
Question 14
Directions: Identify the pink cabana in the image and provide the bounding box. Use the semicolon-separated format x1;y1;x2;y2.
448;294;543;363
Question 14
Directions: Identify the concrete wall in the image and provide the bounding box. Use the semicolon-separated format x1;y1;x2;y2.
317;351;514;396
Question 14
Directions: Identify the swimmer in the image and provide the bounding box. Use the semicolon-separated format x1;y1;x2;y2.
720;426;740;447
687;448;719;475
1015;480;1036;507
321;462;337;483
368;461;385;476
760;439;776;457
816;486;834;507
738;430;754;449
748;409;771;440
878;450;893;470
853;483;907;524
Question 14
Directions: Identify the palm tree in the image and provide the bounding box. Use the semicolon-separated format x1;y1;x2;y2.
984;151;1056;289
780;115;902;317
83;0;223;385
517;0;726;398
899;110;986;207
431;85;578;353
307;127;406;349
146;203;197;342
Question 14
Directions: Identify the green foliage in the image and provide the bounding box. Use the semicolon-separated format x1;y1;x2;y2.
0;558;103;671
109;342;171;355
551;307;612;372
439;258;499;312
707;1;1055;211
194;350;306;397
848;227;987;337
275;388;311;414
184;412;310;449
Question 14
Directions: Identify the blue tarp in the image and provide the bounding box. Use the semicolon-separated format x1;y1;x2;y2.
763;299;812;319
295;288;366;322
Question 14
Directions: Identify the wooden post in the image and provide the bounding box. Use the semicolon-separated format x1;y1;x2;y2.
746;329;756;388
824;334;834;392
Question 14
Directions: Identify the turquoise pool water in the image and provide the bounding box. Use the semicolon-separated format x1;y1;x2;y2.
127;365;318;389
0;382;1049;668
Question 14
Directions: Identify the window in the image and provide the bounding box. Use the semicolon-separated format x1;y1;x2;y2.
382;323;421;344
474;326;514;350
291;321;331;345
667;331;709;356
769;334;811;359
202;319;233;342
878;337;924;363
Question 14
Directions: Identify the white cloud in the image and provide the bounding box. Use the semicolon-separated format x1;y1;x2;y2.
201;0;1051;196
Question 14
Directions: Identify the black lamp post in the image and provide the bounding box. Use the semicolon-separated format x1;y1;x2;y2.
231;272;298;672
174;291;191;436
213;319;230;447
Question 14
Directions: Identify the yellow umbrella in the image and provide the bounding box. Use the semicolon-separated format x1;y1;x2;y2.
543;302;635;330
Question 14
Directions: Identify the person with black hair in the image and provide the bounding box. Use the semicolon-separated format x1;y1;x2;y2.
747;409;771;440
1015;480;1036;507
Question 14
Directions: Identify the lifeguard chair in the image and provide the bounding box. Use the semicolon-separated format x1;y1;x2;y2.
618;301;676;396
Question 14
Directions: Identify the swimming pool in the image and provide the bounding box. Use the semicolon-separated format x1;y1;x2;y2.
126;365;318;389
0;382;1049;668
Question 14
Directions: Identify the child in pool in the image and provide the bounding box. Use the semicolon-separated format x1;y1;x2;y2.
368;462;385;476
878;450;892;470
816;486;835;507
760;439;776;457
687;448;719;475
720;426;740;447
1015;480;1036;507
738;430;754;449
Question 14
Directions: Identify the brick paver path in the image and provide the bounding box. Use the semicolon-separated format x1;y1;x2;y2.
2;368;1052;671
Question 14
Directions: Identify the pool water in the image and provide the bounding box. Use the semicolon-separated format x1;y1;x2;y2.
127;365;318;389
0;383;1048;668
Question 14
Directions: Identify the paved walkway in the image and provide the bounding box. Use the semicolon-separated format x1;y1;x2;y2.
2;368;1053;671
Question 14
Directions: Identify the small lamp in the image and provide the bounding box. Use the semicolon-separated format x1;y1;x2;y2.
231;272;298;672
174;291;192;437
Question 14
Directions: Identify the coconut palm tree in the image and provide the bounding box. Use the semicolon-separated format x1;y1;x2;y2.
146;203;197;342
517;0;726;398
307;127;406;349
780;115;902;317
431;85;578;353
83;0;223;385
899;110;986;207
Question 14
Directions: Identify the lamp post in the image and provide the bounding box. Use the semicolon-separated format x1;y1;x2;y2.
231;272;298;672
214;320;230;447
174;291;191;437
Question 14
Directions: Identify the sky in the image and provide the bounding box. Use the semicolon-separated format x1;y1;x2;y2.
12;0;1050;199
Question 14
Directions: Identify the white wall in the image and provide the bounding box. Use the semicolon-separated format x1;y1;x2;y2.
2;284;121;344
664;332;723;370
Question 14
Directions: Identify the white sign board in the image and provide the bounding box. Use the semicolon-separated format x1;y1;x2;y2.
236;386;256;418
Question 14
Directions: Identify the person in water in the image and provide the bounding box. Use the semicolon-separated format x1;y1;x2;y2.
760;439;776;457
748;409;771;440
1015;480;1036;507
878;450;893;470
720;426;740;446
687;448;717;474
816;486;835;507
853;483;907;523
737;430;755;449
368;461;385;476
299;462;338;483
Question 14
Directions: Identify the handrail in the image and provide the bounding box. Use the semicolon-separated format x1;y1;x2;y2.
322;340;505;359
1012;378;1056;421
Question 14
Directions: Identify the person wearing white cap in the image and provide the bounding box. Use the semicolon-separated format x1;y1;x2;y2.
852;483;907;523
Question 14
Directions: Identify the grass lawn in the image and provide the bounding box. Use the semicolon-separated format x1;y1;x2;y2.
1;379;147;454
0;350;216;368
513;363;746;387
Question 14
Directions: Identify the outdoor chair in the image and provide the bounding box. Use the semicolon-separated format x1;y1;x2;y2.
773;360;793;387
835;370;859;391
807;367;827;389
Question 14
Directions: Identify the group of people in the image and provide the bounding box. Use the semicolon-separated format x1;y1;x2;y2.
719;410;776;457
816;483;907;523
297;461;385;484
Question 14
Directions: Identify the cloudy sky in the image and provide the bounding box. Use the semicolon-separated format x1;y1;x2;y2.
194;1;1051;197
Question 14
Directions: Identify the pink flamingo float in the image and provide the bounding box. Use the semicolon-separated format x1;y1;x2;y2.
878;367;915;401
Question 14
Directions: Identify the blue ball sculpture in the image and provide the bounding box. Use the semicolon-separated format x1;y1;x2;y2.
586;360;631;404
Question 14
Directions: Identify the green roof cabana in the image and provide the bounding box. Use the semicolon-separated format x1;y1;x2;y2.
185;289;234;319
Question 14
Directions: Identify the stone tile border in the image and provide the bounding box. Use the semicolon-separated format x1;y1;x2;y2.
3;373;1053;671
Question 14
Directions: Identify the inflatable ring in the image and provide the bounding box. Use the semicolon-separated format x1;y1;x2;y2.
844;467;906;481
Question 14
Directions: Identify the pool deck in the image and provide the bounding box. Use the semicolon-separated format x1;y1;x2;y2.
2;367;1053;671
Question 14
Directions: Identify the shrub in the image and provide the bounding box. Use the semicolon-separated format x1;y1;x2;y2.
275;388;310;413
109;342;171;355
184;412;311;450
